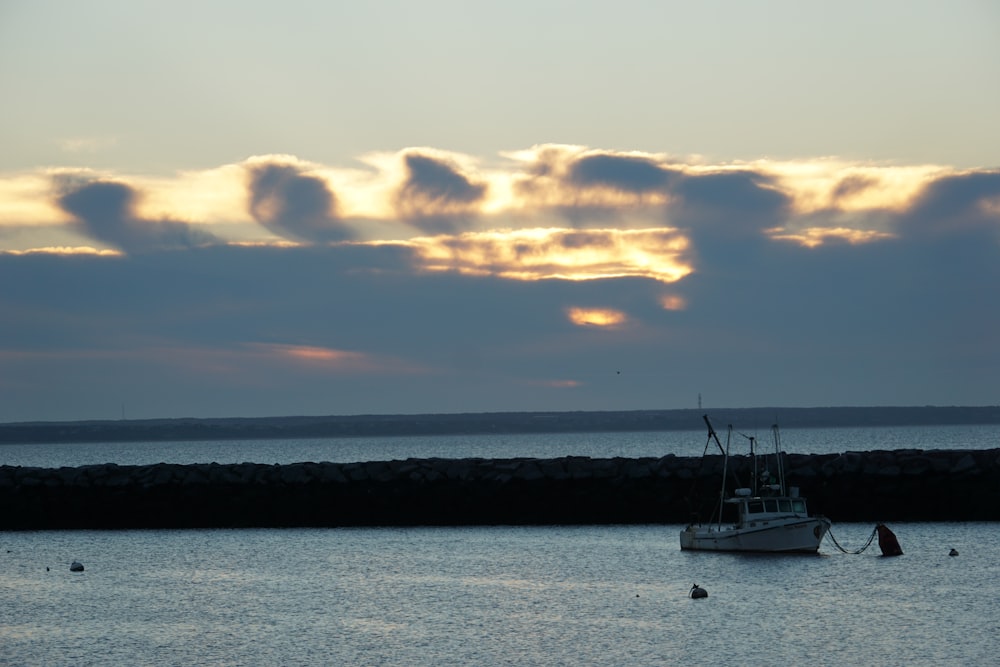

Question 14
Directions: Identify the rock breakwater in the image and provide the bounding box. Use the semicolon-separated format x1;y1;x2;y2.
2;449;998;529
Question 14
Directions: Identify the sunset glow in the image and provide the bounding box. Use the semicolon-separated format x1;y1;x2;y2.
270;345;362;363
2;0;996;422
767;226;896;248
566;307;628;328
758;160;945;215
3;246;122;257
407;227;691;283
536;379;582;388
659;294;687;311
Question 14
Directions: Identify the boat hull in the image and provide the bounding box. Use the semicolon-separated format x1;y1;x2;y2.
679;517;831;553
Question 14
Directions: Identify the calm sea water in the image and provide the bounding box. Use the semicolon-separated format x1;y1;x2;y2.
2;523;997;666
1;423;997;468
2;427;998;665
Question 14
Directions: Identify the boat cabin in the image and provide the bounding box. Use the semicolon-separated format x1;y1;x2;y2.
723;488;810;525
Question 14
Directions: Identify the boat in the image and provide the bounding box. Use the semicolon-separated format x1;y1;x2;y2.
679;415;831;553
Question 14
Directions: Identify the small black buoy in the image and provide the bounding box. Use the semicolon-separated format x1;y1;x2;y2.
876;523;903;557
949;548;959;557
70;561;84;572
46;566;50;572
690;583;707;599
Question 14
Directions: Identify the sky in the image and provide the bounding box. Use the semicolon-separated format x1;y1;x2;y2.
1;1;999;422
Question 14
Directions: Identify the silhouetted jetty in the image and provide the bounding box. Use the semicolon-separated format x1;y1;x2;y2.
2;448;998;529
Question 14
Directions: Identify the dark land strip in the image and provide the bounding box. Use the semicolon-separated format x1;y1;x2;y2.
3;405;999;444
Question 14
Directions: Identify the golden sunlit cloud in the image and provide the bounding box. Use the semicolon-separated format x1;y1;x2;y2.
752;158;946;215
1;246;123;256
566;307;628;328
407;227;692;283
766;226;896;248
0;146;988;255
227;239;303;248
0;172;74;226
140;163;252;225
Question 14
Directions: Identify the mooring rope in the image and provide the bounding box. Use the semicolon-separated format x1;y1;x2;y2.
826;526;878;554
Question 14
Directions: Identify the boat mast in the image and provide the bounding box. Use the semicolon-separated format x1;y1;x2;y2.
736;429;758;495
702;415;728;529
717;426;731;529
772;423;786;496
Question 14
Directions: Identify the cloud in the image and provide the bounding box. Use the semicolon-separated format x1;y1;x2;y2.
656;170;793;272
5;146;997;419
672;170;789;224
3;246;120;256
247;162;355;243
394;152;487;234
567;153;675;194
659;294;686;311
1;205;997;420
565;307;628;328
505;148;792;242
405;227;691;283
897;169;1000;239
831;174;878;203
507;146;672;219
244;343;428;375
5;146;980;255
767;226;894;248
55;178;219;253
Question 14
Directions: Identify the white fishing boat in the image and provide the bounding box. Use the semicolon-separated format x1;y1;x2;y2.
679;415;831;553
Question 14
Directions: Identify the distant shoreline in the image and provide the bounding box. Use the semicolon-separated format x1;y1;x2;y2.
2;406;998;445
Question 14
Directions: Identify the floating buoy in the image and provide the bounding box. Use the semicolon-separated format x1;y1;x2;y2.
876;523;903;557
949;548;959;557
690;583;707;599
70;561;84;572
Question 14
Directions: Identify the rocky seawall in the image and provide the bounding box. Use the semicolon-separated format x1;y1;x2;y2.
3;449;998;529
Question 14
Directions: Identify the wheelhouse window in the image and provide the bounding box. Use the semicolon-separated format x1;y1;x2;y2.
764;499;778;512
792;499;806;513
747;500;764;513
778;499;792;512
